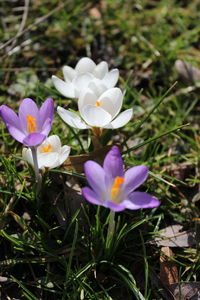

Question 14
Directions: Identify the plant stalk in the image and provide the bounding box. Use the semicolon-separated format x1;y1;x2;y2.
106;210;115;246
31;146;42;192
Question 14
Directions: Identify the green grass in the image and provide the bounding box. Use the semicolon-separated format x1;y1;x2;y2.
0;0;200;299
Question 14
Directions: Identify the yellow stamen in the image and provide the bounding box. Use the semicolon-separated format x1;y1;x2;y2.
95;101;101;107
26;115;37;133
111;176;124;201
41;144;52;153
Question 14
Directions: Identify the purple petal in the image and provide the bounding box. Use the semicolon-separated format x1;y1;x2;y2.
39;98;54;127
41;118;53;137
0;105;21;130
124;192;160;210
123;165;148;195
7;125;26;143
19;98;40;133
82;187;102;206
23;132;46;147
106;201;126;212
84;160;106;196
103;146;123;184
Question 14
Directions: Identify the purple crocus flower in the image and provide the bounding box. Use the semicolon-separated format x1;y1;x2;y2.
0;98;54;147
82;146;160;212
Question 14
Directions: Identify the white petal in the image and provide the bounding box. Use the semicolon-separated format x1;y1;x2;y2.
75;57;96;73
22;148;34;167
93;61;108;79
98;87;123;118
103;108;133;129
63;66;77;82
81;105;112;127
37;152;59;169
57;106;90;129
58;145;71;165
87;79;108;97
38;135;61;153
78;89;97;112
52;75;76;98
103;69;119;88
73;73;94;97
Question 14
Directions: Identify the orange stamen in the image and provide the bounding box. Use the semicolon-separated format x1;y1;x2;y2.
26;115;37;133
111;176;124;200
95;101;101;107
41;144;52;153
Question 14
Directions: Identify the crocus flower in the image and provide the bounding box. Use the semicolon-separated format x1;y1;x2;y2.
82;146;160;212
22;135;70;171
0;98;54;147
57;87;133;132
52;57;119;99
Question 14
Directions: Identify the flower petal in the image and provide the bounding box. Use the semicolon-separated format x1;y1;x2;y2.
87;79;107;97
84;160;106;197
0;105;21;130
82;187;102;206
39;98;54;128
23;132;46;147
78;89;97;112
37;152;59;169
22;148;33;166
18;98;40;133
73;73;94;97
106;201;126;212
103;146;124;184
75;57;96;73
57;106;90;129
98;88;123;119
40;118;52;137
37;135;61;153
123;165;148;195
125;192;160;209
52;75;76;98
103;108;133;129
93;61;108;79
81;105;112;127
58;145;71;165
103;69;119;88
63;66;77;82
7;125;26;143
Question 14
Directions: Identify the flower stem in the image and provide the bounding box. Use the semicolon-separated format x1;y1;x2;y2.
91;127;102;150
31;146;42;192
106;210;115;247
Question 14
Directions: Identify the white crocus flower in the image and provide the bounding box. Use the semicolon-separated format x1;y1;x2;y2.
52;57;119;99
57;87;133;133
22;135;70;171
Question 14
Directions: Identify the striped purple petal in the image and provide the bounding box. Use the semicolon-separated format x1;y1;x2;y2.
103;146;123;185
84;160;106;196
82;187;102;206
23;132;46;147
125;192;160;210
39;98;54;127
123;165;148;196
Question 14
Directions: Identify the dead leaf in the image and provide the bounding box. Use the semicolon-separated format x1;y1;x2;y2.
168;282;200;300
160;246;178;286
89;7;102;19
63;145;113;173
175;59;200;83
148;225;196;247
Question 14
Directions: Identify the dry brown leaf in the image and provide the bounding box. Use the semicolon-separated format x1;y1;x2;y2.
63;145;113;173
148;225;196;247
89;7;102;19
160;247;178;286
175;59;200;83
168;282;200;300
